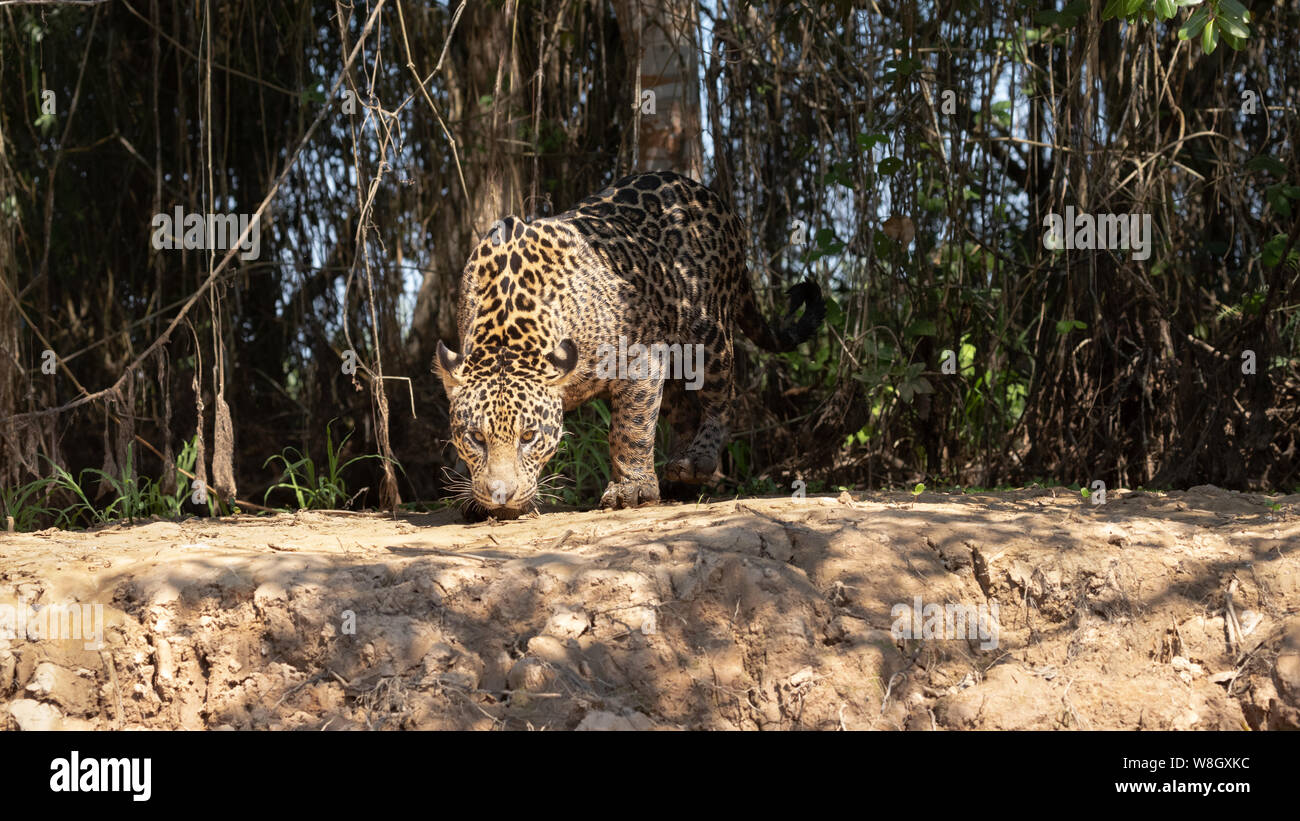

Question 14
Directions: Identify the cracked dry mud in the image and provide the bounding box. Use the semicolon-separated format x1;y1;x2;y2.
2;486;1298;730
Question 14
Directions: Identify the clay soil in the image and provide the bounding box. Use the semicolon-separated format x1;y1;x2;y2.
2;486;1298;730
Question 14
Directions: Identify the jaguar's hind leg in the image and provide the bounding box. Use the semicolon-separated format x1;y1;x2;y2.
664;335;732;484
659;377;697;454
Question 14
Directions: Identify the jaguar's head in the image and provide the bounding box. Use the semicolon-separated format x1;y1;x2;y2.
435;339;578;517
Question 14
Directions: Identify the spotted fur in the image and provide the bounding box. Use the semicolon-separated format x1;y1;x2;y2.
435;171;825;515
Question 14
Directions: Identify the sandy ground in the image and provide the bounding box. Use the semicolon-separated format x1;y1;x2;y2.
1;486;1298;730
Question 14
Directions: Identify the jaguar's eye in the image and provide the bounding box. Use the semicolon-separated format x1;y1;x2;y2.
469;430;486;445
520;430;537;444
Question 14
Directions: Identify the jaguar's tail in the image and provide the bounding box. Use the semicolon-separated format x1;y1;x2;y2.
737;277;827;353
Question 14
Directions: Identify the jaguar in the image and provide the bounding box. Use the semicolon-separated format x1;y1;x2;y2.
435;170;824;516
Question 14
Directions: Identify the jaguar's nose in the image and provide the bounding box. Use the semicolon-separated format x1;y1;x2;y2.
477;477;518;508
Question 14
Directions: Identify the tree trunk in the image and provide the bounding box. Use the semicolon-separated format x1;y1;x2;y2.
614;0;703;180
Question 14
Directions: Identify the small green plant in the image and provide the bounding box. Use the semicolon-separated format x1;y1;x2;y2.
730;475;780;497
45;460;112;527
81;445;156;523
263;419;385;510
164;435;211;517
0;472;63;531
724;437;753;479
58;437;211;526
541;401;614;506
2;438;204;531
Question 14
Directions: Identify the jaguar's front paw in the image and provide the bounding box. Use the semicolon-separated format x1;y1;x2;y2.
599;477;661;509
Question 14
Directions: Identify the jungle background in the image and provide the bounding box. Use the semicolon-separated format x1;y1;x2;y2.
2;0;1299;527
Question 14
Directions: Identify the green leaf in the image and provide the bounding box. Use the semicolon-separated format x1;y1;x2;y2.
1101;0;1126;20
873;230;893;257
1217;13;1249;39
912;483;926;495
906;319;938;337
823;296;844;329
1178;7;1210;39
1062;0;1090;24
856;133;889;152
1241;291;1266;316
1154;0;1176;20
1247;155;1288;177
1202;18;1217;53
1266;185;1293;217
1261;233;1299;268
895;57;922;76
822;162;855;188
877;157;904;175
1219;0;1249;19
809;227;844;260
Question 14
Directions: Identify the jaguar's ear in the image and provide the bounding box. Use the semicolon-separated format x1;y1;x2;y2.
435;340;465;394
544;339;579;385
485;216;518;246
